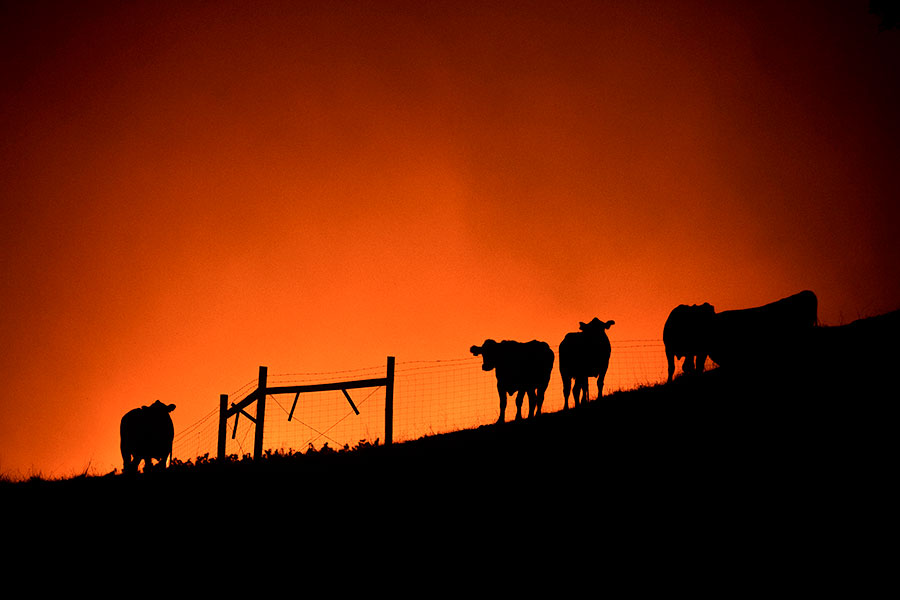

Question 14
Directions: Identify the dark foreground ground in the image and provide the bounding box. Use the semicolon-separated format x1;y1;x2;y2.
3;312;895;585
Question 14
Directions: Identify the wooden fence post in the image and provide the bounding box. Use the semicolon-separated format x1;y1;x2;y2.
385;356;395;445
254;366;267;460
218;359;391;461
218;394;228;462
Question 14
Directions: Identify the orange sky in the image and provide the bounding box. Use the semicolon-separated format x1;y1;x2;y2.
2;0;898;478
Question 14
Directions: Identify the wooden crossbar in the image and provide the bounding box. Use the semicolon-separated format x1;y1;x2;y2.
266;377;388;396
217;356;395;462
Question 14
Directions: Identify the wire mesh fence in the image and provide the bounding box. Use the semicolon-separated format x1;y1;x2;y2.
172;340;670;464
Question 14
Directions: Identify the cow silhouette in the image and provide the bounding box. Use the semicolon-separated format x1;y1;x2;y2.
120;400;176;475
663;303;716;383
663;291;818;382
470;339;555;423
559;317;615;408
708;290;818;369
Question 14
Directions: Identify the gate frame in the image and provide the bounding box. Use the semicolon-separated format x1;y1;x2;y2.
217;356;395;462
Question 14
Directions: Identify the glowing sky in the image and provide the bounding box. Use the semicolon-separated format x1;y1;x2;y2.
2;0;898;478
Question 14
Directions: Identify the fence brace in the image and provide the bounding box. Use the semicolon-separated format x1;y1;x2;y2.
217;356;395;462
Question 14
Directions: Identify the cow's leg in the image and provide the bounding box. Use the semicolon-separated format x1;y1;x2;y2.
496;386;507;423
514;390;525;420
562;378;572;410
667;351;676;383
123;452;138;476
697;353;708;374
576;376;587;405
122;447;132;475
526;389;537;418
596;373;606;399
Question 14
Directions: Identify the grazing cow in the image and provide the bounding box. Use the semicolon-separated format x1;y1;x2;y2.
470;339;555;423
663;303;716;383
708;290;818;369
663;291;818;381
559;317;615;408
120;400;176;475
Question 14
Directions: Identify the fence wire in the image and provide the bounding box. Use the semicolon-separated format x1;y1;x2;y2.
172;340;670;464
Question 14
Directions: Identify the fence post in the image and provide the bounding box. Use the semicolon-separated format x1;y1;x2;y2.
254;366;267;460
218;394;228;462
385;356;395;445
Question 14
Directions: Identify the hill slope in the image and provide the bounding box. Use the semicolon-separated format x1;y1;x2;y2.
4;311;895;578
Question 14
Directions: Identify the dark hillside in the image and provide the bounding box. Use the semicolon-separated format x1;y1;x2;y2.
4;311;895;577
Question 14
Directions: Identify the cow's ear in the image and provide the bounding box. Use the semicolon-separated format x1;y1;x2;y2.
605;320;615;329
470;345;482;356
579;321;587;329
167;404;176;412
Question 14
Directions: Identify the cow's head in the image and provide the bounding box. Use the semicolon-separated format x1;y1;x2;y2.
579;318;615;334
147;400;176;414
470;339;499;371
694;302;715;316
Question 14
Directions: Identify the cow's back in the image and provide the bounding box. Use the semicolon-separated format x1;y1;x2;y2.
524;340;555;386
120;406;174;458
558;331;580;371
559;330;610;378
710;291;818;366
496;340;554;391
120;408;142;444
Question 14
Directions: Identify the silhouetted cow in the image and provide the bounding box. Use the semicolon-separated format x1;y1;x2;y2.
663;303;716;383
470;339;555;423
663;291;819;382
120;400;176;475
708;290;818;369
559;317;615;408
